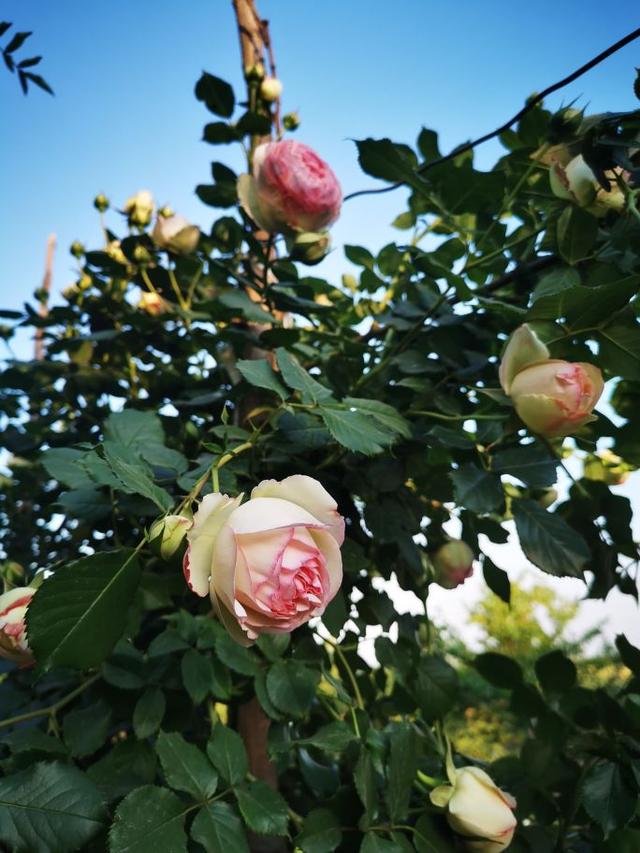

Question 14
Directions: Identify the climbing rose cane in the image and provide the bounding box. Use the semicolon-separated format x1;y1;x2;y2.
430;766;517;852
0;586;37;666
237;139;342;235
183;475;344;644
499;324;604;438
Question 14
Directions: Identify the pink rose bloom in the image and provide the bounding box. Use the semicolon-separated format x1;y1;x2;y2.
0;586;36;666
509;360;604;438
432;541;474;589
183;475;344;644
499;324;604;438
237;140;342;235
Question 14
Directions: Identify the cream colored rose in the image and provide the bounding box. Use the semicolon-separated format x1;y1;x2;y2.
152;213;200;254
499;324;604;438
550;154;627;216
431;766;517;852
124;189;155;227
0;586;37;666
183;475;344;644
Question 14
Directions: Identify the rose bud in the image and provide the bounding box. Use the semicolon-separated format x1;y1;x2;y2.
123;189;155;227
183;474;344;644
432;540;475;589
148;514;192;560
152;213;200;255
287;230;331;265
510;361;603;438
138;292;168;316
430;766;517;853
237;140;342;236
550;154;626;216
283;111;300;131
499;324;604;438
94;193;110;212
260;76;283;102
0;586;37;666
584;449;632;485
106;240;128;266
70;240;85;259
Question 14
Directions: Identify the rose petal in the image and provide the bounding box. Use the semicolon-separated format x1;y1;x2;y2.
228;496;325;535
185;493;241;597
251;475;345;545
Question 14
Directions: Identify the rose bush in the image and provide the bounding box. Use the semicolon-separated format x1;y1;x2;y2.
183;475;344;642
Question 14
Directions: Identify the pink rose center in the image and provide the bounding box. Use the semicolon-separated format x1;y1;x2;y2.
556;364;595;418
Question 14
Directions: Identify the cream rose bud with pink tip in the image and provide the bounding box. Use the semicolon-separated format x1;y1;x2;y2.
237;139;342;236
432;540;474;589
499;324;604;438
183;475;344;644
0;586;37;666
430;766;517;852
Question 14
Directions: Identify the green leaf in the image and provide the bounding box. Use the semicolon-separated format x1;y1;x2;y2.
354;747;378;824
492;443;557;488
0;762;106;853
196;182;237;207
218;289;275;323
345;245;375;268
483;558;511;604
275;347;333;403
155;732;218;800
531;266;581;303
319;406;392;455
181;649;214;704
342;397;411;440
202;122;240;144
27;549;142;671
582;762;636;838
133;688;166;739
415;655;458;720
195;72;235;118
360;835;404;852
475;652;523;689
413;814;452;853
63;700;112;757
104;409;165;449
615;634;640;676
41;447;94;489
206;724;248;786
450;464;503;513
598;316;640;381
215;632;260;675
355;138;425;192
191;802;249;853
296;808;342;852
108;785;188;852
87;741;157;802
103;441;173;511
512;498;590;578
302;721;356;753
235;781;289;836
236;358;288;400
557;206;598;265
266;660;320;717
386;723;418;822
535;650;577;692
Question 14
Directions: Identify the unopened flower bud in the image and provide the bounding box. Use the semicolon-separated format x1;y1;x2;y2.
123;190;155;227
158;205;174;219
432;540;475;589
70;241;85;259
94;193;110;212
283;112;300;131
260;76;283;102
287;230;331;265
584;450;632;486
62;283;80;301
152;213;200;255
78;273;93;291
550;154;627;216
430;766;517;853
244;62;265;82
133;244;153;265
148;514;192;560
1;561;26;586
107;240;128;265
138;291;169;316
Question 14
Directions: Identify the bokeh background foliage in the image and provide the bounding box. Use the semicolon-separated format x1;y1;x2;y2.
1;6;640;852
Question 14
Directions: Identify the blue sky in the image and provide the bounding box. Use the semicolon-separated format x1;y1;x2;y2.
2;0;639;310
2;1;640;644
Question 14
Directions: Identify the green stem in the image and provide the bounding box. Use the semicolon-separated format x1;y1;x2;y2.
168;268;188;311
330;640;365;711
0;673;101;730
